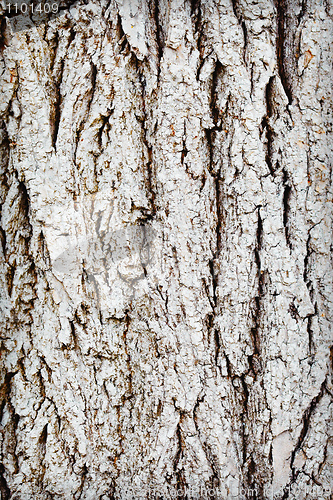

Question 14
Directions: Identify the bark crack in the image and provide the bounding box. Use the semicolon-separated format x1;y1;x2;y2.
173;419;187;496
282;168;292;251
73;60;97;166
261;76;277;176
230;0;247;64
0;463;10;500
275;0;293;105
285;379;329;496
152;0;163;83
251;207;263;360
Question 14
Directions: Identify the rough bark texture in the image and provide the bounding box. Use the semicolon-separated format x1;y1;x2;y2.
0;0;332;498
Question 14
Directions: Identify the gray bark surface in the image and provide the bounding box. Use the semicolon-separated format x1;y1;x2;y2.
0;0;332;498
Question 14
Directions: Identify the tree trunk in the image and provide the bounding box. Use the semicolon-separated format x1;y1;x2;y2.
0;0;332;498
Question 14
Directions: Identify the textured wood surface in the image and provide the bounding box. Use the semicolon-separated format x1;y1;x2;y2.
0;0;332;498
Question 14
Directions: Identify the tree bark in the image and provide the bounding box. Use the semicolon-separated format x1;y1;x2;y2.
0;0;332;498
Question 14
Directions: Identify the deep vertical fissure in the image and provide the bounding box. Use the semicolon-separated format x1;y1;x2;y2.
275;0;293;104
153;0;163;83
282;168;292;250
